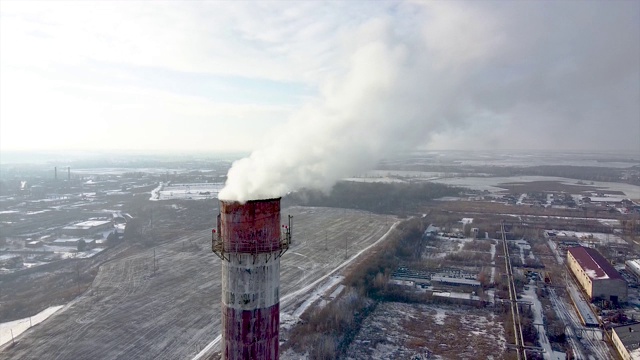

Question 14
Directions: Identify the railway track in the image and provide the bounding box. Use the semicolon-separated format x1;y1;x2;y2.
502;221;527;360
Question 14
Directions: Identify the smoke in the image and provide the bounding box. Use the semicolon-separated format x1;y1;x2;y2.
218;2;640;202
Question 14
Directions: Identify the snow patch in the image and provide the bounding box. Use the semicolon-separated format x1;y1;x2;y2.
433;308;446;325
0;305;64;347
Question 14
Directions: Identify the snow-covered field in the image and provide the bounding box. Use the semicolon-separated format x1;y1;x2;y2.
546;230;628;245
343;176;406;183
345;170;447;183
344;302;506;360
1;207;395;360
430;175;640;198
0;306;63;347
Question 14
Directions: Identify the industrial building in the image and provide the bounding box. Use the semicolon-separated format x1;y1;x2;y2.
50;238;95;248
431;275;481;287
611;322;640;360
62;220;112;236
567;246;627;302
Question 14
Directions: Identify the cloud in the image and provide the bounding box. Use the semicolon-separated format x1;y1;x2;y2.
220;1;640;201
0;68;293;152
0;1;638;160
0;1;389;82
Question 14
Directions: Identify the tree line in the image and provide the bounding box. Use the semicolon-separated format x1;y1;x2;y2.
285;181;462;214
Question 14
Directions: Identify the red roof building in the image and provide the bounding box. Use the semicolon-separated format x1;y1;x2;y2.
567;246;627;302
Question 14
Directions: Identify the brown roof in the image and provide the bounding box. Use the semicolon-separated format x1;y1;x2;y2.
567;246;624;281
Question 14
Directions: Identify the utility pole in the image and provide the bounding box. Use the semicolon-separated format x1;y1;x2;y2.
345;236;348;259
10;329;14;345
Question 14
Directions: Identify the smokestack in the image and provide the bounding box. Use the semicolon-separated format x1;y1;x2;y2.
54;167;57;180
67;167;70;181
213;198;290;360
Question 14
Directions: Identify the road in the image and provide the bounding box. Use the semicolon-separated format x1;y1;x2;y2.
1;206;395;360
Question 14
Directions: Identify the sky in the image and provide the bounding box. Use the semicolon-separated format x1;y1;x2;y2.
1;1;639;155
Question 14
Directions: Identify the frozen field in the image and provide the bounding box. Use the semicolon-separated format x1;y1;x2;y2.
344;302;506;360
430;175;640;198
386;150;639;169
0;207;394;359
346;171;640;200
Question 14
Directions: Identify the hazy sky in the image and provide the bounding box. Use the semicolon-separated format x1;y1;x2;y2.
1;1;639;154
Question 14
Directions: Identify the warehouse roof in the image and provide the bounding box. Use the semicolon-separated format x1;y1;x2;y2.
431;275;481;286
63;220;111;230
568;246;623;281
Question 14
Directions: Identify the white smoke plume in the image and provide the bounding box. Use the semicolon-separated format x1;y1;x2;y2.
218;2;639;202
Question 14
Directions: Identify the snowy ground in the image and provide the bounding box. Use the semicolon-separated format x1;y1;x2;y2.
0;306;63;347
513;239;532;264
194;216;402;360
344;302;506;360
548;239;565;264
546;230;628;245
353;170;449;180
490;243;497;283
345;172;640;200
1;247;107;274
291;275;343;318
30;246;106;259
1;207;395;360
343;177;406;183
521;284;566;360
72;167;189;176
597;219;621;227
430;175;640;199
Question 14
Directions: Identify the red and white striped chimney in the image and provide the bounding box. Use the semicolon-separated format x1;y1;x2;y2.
213;198;289;360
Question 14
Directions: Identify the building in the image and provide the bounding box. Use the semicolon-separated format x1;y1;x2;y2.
424;224;439;237
627;259;640;280
50;238;95;248
567;246;627;302
61;220;112;236
431;275;481;288
611;322;640;360
26;240;43;248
